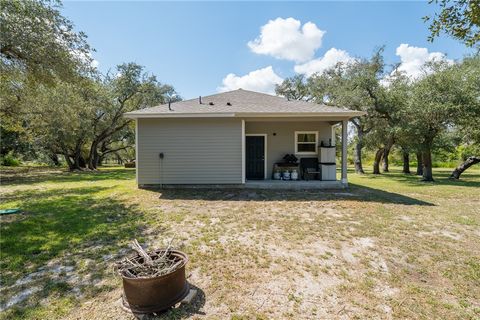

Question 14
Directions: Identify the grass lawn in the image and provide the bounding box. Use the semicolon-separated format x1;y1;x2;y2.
0;166;479;319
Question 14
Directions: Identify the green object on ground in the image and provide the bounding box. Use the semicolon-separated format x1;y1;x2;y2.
0;209;20;215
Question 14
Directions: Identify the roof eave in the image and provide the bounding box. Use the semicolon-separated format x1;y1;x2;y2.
124;111;366;119
235;111;366;118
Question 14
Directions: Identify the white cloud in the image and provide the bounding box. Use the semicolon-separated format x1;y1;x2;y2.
218;66;283;94
91;58;99;69
248;17;325;63
71;49;99;69
395;43;452;79
294;48;355;77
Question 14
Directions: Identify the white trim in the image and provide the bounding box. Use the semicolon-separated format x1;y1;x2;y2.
124;112;365;119
241;120;245;184
331;125;336;146
341;119;348;183
294;131;319;155
135;118;138;184
237;112;365;118
245;133;268;180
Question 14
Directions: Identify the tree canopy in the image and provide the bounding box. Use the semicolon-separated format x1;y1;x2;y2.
1;0;180;170
424;0;480;48
1;0;94;140
276;50;480;180
0;0;93;83
2;0;478;180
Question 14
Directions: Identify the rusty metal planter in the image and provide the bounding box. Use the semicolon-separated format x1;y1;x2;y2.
121;249;189;313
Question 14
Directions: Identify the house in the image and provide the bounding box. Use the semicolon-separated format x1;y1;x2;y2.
124;89;364;189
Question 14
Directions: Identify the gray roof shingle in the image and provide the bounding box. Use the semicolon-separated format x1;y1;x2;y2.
125;89;364;117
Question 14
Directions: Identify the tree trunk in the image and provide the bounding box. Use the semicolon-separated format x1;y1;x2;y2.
78;155;87;169
64;153;75;171
49;152;60;166
422;147;434;181
354;130;365;174
70;152;86;171
382;147;390;172
72;153;82;171
382;137;394;172
450;156;480;179
416;152;423;176
87;141;99;170
402;151;411;174
93;150;101;167
373;148;383;174
68;140;86;171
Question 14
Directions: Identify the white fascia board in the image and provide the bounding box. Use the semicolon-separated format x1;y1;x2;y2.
235;112;366;118
124;111;366;119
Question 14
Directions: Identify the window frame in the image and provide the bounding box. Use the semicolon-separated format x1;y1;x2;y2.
294;131;319;155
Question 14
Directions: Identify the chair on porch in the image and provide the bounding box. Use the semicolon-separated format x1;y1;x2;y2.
300;157;320;180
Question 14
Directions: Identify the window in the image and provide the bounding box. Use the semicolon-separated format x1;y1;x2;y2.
295;131;318;154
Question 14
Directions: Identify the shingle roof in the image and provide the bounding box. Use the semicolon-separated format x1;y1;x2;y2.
124;89;364;118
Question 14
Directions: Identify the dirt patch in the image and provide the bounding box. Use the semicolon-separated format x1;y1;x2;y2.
2;168;479;319
0;263;80;311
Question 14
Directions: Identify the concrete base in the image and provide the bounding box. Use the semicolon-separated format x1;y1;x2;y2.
180;289;198;305
140;180;346;190
140;184;245;189
245;180;345;190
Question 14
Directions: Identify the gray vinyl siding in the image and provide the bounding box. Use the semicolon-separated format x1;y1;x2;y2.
245;121;333;178
137;118;242;184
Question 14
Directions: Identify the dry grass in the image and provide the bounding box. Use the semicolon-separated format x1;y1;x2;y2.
1;166;479;319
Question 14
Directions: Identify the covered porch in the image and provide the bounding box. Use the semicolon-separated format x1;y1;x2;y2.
241;117;349;187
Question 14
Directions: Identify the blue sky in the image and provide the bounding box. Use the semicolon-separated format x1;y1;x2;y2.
62;1;470;99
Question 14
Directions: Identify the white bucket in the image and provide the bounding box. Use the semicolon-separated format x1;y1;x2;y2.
291;169;298;180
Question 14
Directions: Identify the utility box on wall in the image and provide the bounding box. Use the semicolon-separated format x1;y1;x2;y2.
320;163;336;181
319;146;335;163
319;146;336;181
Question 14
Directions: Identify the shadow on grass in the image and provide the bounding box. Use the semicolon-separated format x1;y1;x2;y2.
0;167;135;186
348;183;434;205
350;167;480;188
1;186;111;203
128;283;206;320
154;184;433;206
151;167;479;205
0;184;145;318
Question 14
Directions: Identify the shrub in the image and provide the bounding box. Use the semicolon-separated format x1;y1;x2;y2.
1;152;21;166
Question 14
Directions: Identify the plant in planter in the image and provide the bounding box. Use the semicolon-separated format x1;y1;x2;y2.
282;154;298;165
115;239;189;314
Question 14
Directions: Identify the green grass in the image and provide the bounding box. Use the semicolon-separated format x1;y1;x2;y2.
0;168;143;319
0;165;479;319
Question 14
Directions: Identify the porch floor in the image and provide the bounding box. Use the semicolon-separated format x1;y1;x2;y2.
244;179;345;190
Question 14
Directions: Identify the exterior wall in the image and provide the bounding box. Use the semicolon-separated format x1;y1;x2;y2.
245;121;333;178
137;118;242;184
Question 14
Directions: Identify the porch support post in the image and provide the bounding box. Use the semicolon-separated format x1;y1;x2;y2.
341;119;348;186
135;118;139;185
241;119;245;184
